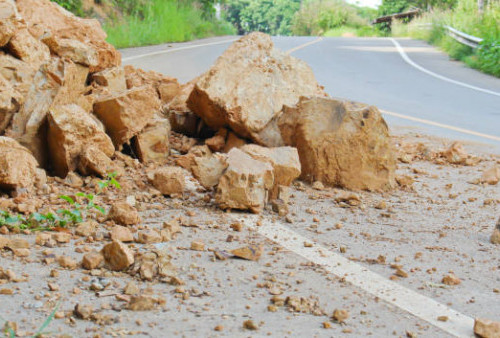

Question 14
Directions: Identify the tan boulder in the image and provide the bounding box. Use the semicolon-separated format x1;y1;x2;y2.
0;52;37;102
0;0;18;47
42;36;98;67
101;240;135;271
93;85;161;148
151;167;185;196
47;104;114;177
16;0;121;72
77;146;116;177
108;202;140;226
137;230;162;244
166;81;202;136
0;136;39;190
81;251;104;270
241;144;301;199
92;66;127;93
215;148;274;213
124;65;180;104
480;165;500;185
0;74;22;133
191;153;228;189
110;225;133;242
474;318;500;338
175;145;212;171
6;28;50;70
280;97;396;191
8;59;90;166
132;117;170;164
187;33;325;145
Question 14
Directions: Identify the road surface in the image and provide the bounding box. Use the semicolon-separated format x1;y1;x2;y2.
122;36;500;152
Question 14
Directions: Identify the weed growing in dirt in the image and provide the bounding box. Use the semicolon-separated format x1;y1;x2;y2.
0;173;120;232
1;302;59;338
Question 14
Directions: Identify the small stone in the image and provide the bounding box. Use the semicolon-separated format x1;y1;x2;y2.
442;273;461;286
35;233;54;246
110;225;134;242
190;240;205;251
480;165;500;185
323;322;332;329
73;304;93;320
474;318;500;338
127;296;158;311
231;244;263;261
81;251;104;270
491;218;500;245
375;200;387;209
58;256;77;270
75;221;97;237
271;199;288;216
124;281;140;295
151;166;185;196
53;232;71;243
108;202;140;226
13;248;30;257
137;230;162;244
101;241;135;271
437;316;449;322
243;320;258;330
48;282;59;291
0;288;13;295
6;238;29;250
230;222;243;232
312;181;324;190
332;309;349;323
214;325;224;331
395;268;408;278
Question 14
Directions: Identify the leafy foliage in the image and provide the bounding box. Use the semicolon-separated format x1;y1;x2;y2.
0;173;120;232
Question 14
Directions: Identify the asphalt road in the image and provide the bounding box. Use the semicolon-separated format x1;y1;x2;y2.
122;36;500;152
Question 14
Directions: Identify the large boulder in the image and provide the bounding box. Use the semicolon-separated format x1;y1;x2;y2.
0;74;22;133
124;65;180;105
132;117;170;164
93;86;161;148
280;97;396;191
6;28;50;70
0;136;39;190
215;148;274;213
47;104;114;177
0;0;18;47
241;144;301;199
191;153;228;189
92;66;127;93
187;33;325;145
42;36;98;67
0;52;38;105
16;0;120;72
7;59;90;166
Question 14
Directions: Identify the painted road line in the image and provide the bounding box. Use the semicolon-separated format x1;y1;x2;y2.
381;109;500;142
122;38;239;62
233;215;475;338
286;37;324;54
390;38;500;98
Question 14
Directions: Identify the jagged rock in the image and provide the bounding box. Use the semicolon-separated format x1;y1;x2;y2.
440;142;476;166
16;0;121;72
0;137;39;190
137;230;161;244
77;146;116;177
92;66;127;93
216;148;274;213
474;318;500;338
101;240;135;271
205;129;227;152
0;74;22;133
93;85;160;148
47;104;114;177
175;145;211;171
223;131;247;153
241;144;300;199
132;117;170;164
280;97;396;191
124;65;180;104
0;52;37;106
0;0;18;47
481;165;500;185
166;81;202;137
491;218;500;245
6;28;50;70
151;167;185;196
187;32;325;145
128;247;175;281
110;225;133;242
8;59;90;166
81;251;104;270
42;36;98;67
191;153;228;189
108;202;140;226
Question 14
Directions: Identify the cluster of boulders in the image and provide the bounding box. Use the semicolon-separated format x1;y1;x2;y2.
0;0;397;215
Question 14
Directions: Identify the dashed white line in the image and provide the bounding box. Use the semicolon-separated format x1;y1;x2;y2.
234;215;475;338
390;38;500;98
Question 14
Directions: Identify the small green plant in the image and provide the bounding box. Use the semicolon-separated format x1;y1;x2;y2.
0;172;120;232
1;302;59;338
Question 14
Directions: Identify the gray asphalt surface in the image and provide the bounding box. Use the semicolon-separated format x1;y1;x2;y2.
122;36;500;152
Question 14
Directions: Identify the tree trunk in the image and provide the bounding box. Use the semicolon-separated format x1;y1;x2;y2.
478;0;484;15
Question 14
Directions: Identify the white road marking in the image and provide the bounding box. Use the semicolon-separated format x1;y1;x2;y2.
381;109;500;142
390;38;500;98
122;38;239;62
234;215;475;338
286;37;324;54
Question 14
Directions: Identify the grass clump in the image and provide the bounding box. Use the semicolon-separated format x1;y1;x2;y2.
103;0;235;48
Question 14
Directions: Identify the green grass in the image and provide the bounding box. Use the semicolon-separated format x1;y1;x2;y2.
392;0;500;77
103;0;235;48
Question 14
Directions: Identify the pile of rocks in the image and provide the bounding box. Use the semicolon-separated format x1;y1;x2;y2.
0;0;396;214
